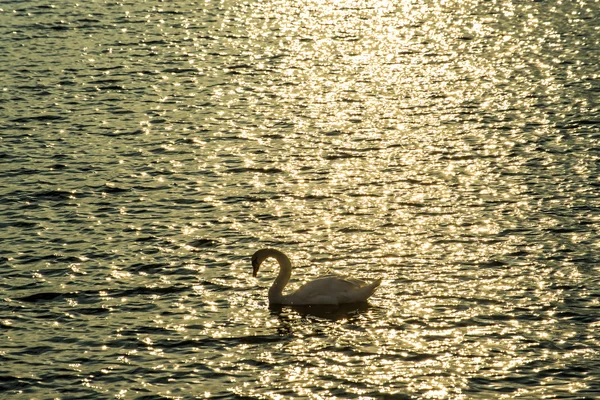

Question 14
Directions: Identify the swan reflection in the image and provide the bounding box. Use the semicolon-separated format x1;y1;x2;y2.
270;302;372;323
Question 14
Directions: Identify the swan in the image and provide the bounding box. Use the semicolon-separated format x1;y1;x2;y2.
251;248;381;306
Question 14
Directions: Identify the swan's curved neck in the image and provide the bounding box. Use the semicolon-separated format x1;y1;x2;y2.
267;250;292;303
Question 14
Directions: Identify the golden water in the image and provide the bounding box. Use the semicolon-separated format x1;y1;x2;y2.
1;1;599;398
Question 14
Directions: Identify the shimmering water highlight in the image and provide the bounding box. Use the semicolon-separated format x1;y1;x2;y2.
1;0;599;398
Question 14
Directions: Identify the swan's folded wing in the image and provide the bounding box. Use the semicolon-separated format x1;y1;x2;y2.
289;275;380;305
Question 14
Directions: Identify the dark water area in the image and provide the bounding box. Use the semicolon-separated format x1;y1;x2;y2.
1;0;599;398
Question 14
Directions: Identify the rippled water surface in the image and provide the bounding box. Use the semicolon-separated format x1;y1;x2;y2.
1;0;600;398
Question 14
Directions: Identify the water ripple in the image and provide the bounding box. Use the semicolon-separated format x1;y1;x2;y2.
1;0;599;398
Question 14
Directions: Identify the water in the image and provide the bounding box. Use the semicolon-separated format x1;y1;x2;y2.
1;0;599;398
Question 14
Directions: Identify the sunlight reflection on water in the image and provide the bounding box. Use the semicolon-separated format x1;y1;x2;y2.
0;0;599;398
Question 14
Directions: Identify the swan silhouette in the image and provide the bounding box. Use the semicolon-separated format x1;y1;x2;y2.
251;248;381;305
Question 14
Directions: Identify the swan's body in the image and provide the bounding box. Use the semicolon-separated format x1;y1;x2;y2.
251;248;381;306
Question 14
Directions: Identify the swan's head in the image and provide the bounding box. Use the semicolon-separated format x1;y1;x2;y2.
251;248;283;277
251;251;263;277
251;249;270;277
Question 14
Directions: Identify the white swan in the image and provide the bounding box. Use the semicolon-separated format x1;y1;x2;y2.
251;248;381;305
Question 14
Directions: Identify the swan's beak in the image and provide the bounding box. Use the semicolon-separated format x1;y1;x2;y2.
252;259;259;277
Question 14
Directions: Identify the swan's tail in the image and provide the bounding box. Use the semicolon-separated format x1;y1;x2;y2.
359;278;381;300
